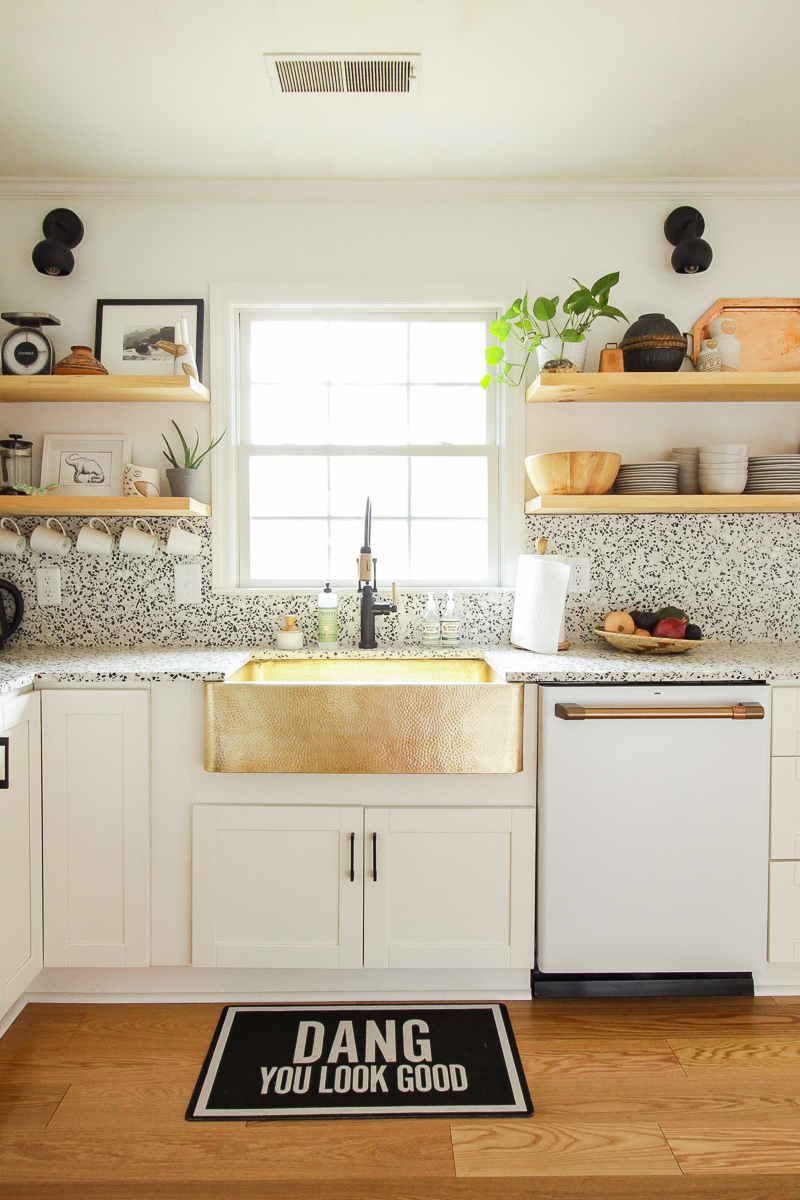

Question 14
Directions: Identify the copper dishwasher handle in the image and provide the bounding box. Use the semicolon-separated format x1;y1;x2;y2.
554;702;764;721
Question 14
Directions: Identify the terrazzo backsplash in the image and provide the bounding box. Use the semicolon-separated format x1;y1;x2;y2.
0;512;798;648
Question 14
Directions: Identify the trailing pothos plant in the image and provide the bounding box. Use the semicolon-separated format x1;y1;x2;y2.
480;272;626;389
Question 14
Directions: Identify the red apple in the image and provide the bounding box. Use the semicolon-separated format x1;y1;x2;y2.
652;617;688;639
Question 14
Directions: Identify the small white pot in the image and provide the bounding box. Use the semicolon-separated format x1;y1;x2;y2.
535;337;588;373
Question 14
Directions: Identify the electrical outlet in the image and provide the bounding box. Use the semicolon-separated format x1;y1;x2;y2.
36;567;61;606
567;557;591;594
174;562;202;605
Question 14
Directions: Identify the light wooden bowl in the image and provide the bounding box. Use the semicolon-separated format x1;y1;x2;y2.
526;451;621;496
595;629;704;655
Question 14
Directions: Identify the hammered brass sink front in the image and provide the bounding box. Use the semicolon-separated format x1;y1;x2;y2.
204;657;523;774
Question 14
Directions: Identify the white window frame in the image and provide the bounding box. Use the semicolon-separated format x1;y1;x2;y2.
209;282;525;593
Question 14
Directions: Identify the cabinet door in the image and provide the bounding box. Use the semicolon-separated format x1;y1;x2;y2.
769;860;800;962
771;758;800;859
192;806;363;969
42;690;150;968
363;808;535;970
772;688;800;756
0;694;42;1016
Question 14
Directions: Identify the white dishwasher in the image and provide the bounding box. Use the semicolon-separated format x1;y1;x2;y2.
537;682;770;979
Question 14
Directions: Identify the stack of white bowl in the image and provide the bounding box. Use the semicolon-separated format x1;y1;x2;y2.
698;444;748;495
672;447;700;494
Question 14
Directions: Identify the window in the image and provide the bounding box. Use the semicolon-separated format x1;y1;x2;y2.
236;311;499;588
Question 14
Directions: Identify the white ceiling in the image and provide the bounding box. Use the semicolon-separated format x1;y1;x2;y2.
2;0;799;181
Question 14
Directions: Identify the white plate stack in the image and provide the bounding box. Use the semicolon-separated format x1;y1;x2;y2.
745;455;800;493
699;444;748;495
672;447;700;494
613;462;679;494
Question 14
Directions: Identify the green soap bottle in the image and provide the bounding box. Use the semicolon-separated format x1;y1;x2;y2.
317;583;338;648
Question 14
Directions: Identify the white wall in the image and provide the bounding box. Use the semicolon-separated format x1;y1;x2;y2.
1;183;800;504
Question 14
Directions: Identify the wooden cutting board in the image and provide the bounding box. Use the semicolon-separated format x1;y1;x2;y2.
692;298;800;370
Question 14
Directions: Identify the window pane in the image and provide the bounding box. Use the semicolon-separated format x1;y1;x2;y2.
409;322;487;384
409;385;486;445
250;321;330;383
411;457;488;518
328;322;408;383
250;384;328;445
330;518;409;580
411;520;488;581
250;456;328;517
250;519;328;580
329;456;408;517
329;385;408;445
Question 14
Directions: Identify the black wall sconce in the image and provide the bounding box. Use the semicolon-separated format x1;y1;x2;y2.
31;208;84;277
664;206;713;274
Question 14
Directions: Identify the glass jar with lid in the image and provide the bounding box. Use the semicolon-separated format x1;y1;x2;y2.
0;435;32;495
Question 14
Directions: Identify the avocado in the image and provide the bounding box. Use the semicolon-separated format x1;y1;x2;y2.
654;605;688;622
629;610;659;632
685;623;702;641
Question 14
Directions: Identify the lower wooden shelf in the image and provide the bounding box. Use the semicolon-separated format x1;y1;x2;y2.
526;493;800;514
0;496;211;517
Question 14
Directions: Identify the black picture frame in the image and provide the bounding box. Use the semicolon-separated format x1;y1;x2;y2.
94;298;205;382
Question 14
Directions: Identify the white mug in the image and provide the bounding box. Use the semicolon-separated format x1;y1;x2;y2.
165;518;201;556
30;517;71;556
76;517;114;556
0;518;25;556
119;518;160;557
123;462;161;498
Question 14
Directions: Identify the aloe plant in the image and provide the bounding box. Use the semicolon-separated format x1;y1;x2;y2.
162;420;226;470
481;272;626;389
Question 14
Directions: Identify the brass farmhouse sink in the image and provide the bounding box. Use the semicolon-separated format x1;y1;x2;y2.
204;657;523;774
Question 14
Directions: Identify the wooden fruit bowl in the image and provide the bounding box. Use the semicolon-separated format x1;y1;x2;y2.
525;451;621;496
595;629;705;655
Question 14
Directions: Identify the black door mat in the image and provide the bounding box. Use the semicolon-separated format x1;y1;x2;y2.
187;1003;533;1121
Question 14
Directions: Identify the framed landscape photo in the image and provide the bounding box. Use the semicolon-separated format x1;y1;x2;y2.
41;433;132;497
95;299;204;380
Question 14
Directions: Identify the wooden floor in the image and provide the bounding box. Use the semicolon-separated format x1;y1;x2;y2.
3;997;800;1199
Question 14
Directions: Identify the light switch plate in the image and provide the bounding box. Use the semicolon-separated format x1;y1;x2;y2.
36;567;61;605
174;562;202;605
567;557;591;594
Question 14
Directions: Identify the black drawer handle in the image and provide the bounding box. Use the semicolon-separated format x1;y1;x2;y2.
349;832;355;882
372;831;378;882
0;736;9;790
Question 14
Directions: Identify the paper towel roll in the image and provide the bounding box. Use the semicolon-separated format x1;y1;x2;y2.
511;554;571;654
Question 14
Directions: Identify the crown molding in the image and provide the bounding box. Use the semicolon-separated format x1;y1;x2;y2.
1;176;800;202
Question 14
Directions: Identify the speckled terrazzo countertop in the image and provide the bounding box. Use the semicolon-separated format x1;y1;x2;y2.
0;640;800;695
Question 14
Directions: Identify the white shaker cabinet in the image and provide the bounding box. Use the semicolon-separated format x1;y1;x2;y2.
0;693;42;1017
41;690;150;968
191;805;535;972
192;806;364;969
363;808;535;970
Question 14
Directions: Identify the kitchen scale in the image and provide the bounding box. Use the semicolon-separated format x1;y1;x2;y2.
1;312;60;375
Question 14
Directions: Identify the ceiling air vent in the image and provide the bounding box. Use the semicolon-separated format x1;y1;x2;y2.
264;54;420;96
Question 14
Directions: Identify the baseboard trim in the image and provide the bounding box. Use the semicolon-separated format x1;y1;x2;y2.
532;970;754;998
0;996;27;1039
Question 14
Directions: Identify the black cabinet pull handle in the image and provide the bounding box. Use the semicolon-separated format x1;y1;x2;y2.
372;831;378;882
0;736;9;790
349;832;355;882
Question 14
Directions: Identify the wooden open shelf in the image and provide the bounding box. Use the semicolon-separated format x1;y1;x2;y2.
0;496;210;517
526;493;800;515
0;374;210;403
525;372;800;404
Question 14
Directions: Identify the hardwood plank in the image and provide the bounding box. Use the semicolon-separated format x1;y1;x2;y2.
506;998;797;1039
663;1123;800;1173
0;1003;87;1064
0;1121;456;1181
671;1039;800;1068
450;1119;681;1177
41;1066;201;1132
517;1038;685;1077
39;1003;222;1068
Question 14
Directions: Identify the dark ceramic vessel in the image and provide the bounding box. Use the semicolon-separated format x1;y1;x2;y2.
619;313;687;372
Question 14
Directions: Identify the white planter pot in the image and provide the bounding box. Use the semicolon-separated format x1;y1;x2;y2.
535;337;588;373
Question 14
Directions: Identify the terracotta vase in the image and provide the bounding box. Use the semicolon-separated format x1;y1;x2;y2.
53;345;108;375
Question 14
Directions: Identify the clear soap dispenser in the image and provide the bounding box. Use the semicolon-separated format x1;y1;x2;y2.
441;591;461;647
421;592;440;646
317;583;338;649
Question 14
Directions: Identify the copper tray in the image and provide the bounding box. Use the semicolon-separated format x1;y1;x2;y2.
692;298;800;370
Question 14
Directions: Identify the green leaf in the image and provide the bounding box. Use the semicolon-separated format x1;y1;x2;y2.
565;290;593;315
533;295;557;322
521;291;529;316
597;305;627;321
485;345;505;365
191;428;227;469
504;305;520;320
480;373;492;389
560;329;585;343
591;271;620;296
161;433;180;469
